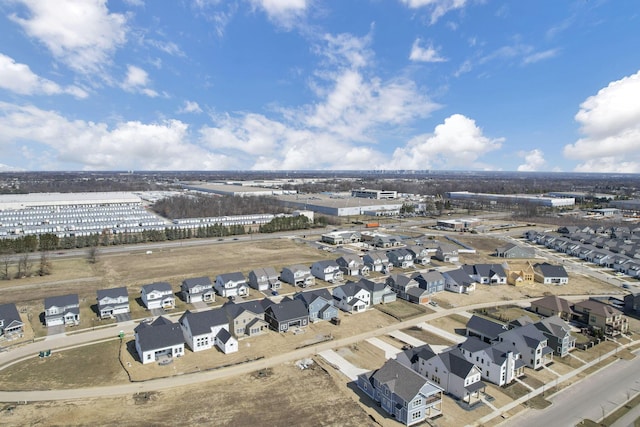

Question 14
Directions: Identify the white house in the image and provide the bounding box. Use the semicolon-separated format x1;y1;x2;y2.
134;316;185;364
44;294;80;327
280;265;315;288
179;308;237;354
332;282;371;313
248;267;281;291
443;268;477;294
180;276;214;303
457;337;524;386
96;287;130;319
311;260;344;283
214;272;249;298
141;282;175;310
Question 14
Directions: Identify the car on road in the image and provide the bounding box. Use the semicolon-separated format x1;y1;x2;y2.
429;301;438;307
271;290;279;296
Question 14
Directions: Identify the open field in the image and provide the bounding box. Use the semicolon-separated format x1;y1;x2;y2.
0;362;374;427
401;325;456;346
374;298;432;320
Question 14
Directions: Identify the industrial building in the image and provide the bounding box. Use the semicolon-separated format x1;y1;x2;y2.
180;182;295;197
276;193;403;217
351;189;398;199
446;191;575;207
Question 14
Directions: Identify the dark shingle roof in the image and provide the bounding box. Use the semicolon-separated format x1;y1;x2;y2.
222;299;266;318
0;303;21;326
440;347;477;378
367;359;441;402
97;287;128;300
135;316;184;352
182;276;212;290
179;308;228;336
217;272;246;283
216;328;233;344
266;299;308;322
141;281;172;293
44;294;78;309
466;315;508;340
534;263;568;278
531;295;574;314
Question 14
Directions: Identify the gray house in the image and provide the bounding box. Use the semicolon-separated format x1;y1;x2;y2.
363;251;391;273
387;248;415;268
336;254;368;276
180;276;214;303
215;272;249;298
466;315;508;343
532;315;576;357
281;264;315;287
248;267;281;291
134;316;185;364
495;243;535;258
44;294;80;327
294;289;339;322
0;303;24;338
96;287;130;319
264;299;310;332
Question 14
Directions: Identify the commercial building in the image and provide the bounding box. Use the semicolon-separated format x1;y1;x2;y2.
351;189;398;199
446;191;575;207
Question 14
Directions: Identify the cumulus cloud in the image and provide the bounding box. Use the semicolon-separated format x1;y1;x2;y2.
409;39;447;63
386;114;503;170
249;0;309;29
399;0;468;24
0;53;88;98
179;100;203;114
564;70;640;173
0;102;231;170
122;65;158;97
517;149;546;171
9;0;128;74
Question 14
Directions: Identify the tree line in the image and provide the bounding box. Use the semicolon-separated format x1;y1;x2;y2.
151;194;284;219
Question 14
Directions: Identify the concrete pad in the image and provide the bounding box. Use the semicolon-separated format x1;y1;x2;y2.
318;350;368;381
191;301;209;312
419;322;466;344
515;377;535;391
388;330;426;347
366;337;402;359
457;311;473;319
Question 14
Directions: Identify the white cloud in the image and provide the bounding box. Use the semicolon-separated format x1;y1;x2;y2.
9;0;128;74
409;39;447;63
0;53;88;98
123;0;144;6
523;48;559;65
399;0;468;24
564;70;640;173
517;149;546;171
386;114;503;169
122;65;158;97
146;39;184;57
249;0;309;29
0;102;230;170
179;101;203;114
0;163;24;172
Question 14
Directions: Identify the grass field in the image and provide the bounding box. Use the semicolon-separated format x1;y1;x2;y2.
374;299;431;320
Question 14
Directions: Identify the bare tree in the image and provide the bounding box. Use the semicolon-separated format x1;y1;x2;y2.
87;245;100;264
16;252;32;279
0;250;12;280
39;251;52;276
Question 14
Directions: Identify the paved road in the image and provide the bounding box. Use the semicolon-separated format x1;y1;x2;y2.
0;297;565;402
501;349;640;427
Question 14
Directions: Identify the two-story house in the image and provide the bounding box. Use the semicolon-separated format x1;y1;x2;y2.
264;298;310;332
443;268;477;294
363;251;392;273
178;308;237;354
573;299;629;337
0;303;24;338
435;243;459;263
311;260;344;283
221;299;270;338
214;272;249;298
406;245;431;265
357;359;443;426
397;345;485;405
530;295;574;321
247;267;281;291
457;337;525;386
134;316;185;364
336;254;369;277
532;315;576;357
387;248;415;269
180;276;214;303
280;264;315;288
294;289;339;322
332;281;371;313
96;287;130;319
356;278;397;305
44;294;80;327
141;282;175;310
497;323;554;369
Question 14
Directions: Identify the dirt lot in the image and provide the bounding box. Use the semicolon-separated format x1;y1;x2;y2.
0;362;374;427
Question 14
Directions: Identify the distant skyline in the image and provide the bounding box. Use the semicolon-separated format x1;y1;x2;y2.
0;1;639;173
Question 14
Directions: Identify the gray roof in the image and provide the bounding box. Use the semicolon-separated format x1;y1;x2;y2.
531;295;574;314
440;347;477;378
222;299;268;318
366;359;442;402
534;263;568;278
335;281;367;298
0;303;22;326
217;271;246;283
444;268;475;286
134;316;184;352
141;281;172;293
313;259;339;269
182;276;212;290
472;264;507;278
179;308;229;336
44;294;79;309
459;336;492;353
398;344;437;365
466;315;508;340
416;270;445;284
216;328;233;344
295;289;333;306
97;287;128;300
336;254;363;266
266;299;309;322
250;266;279;280
387;273;416;289
356;278;387;293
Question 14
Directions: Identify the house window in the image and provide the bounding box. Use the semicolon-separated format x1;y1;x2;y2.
411;411;422;421
413;398;422;407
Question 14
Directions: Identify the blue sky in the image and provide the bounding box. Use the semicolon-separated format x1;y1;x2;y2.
0;0;639;172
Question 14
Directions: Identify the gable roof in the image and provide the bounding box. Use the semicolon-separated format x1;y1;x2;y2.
534;263;568;278
222;299;267;318
216;327;233;343
466;314;508;339
96;287;128;300
179;308;228;336
336;253;363;266
141;281;172;294
313;259;339;269
531;295;574;314
367;359;442;402
217;271;246;283
182;276;212;290
336;281;368;297
44;294;79;309
439;347;477;378
135;316;184;352
295;288;333;306
356;278;387;293
266;299;308;321
0;303;22;325
416;270;445;284
444;268;475;286
573;299;622;317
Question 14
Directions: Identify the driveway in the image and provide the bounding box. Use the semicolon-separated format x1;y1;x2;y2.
45;325;66;339
365;337;402;359
419;322;466;344
387;330;426;347
191;301;209;312
318;350;368;381
114;313;131;322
